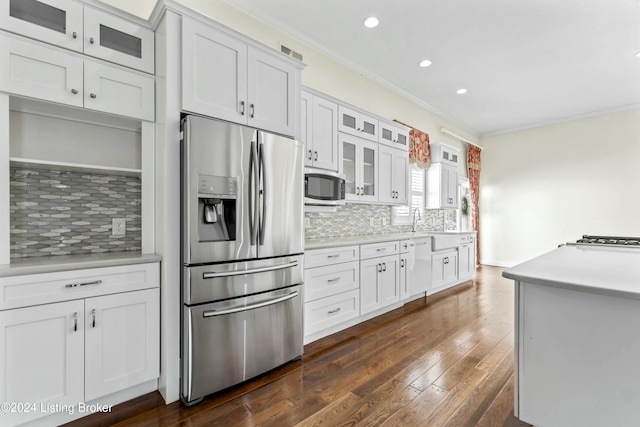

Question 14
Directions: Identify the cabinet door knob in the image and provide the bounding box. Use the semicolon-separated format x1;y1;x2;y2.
71;88;78;94
72;31;77;39
240;101;246;115
90;93;97;99
91;309;96;328
90;37;95;44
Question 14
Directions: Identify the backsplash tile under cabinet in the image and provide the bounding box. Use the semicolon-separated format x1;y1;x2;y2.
9;167;142;259
305;204;457;239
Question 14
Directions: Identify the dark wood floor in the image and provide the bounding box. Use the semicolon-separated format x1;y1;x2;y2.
65;265;532;427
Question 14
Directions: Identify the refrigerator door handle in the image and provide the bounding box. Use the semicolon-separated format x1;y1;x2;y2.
202;260;299;279
249;140;259;246
258;139;267;245
202;290;299;317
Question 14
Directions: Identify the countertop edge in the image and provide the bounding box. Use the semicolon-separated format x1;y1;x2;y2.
0;253;162;278
305;231;476;250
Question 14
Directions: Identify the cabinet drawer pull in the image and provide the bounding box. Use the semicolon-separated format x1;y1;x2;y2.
65;279;102;288
73;312;78;332
376;248;386;252
327;277;341;283
327;254;341;259
328;307;341;315
90;93;97;99
71;88;78;94
91;309;96;328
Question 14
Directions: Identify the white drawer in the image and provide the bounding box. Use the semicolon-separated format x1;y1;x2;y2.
304;261;359;302
360;241;399;260
304;289;360;336
400;239;414;254
0;262;160;310
305;245;359;269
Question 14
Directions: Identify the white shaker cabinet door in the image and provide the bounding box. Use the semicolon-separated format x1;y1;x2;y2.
309;95;338;171
84;60;155;121
0;300;84;426
182;17;248;124
85;288;159;401
247;46;296;136
0;33;83;107
0;0;83;52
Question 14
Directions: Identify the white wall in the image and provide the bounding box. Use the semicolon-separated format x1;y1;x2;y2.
480;108;640;267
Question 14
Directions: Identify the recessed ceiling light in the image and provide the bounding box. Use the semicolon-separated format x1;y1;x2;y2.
456;88;468;95
419;59;432;68
364;17;379;28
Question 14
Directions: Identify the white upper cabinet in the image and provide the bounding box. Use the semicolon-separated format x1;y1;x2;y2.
379;120;409;151
83;7;154;74
0;0;154;73
378;145;408;205
1;0;83;52
430;142;460;167
338;105;379;142
182;16;300;137
340;133;378;203
0;33;154;121
426;162;458;209
301;89;339;171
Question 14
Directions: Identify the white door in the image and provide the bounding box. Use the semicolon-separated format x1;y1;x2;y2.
379;255;399;307
360;258;381;315
399;256;409;299
358;139;378;203
444;164;459;208
84;60;155;121
301;90;313;166
338;105;360;137
412;238;432;294
358;111;379;142
247;47;295;136
85;289;159;401
393;149;409;204
0;300;84;426
182;16;248;124
378;145;394;203
83;7;154;73
0;33;83;107
310;96;338;171
0;0;83;52
339;134;359;201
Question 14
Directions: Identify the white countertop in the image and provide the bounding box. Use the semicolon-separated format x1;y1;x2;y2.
503;244;640;299
0;252;162;278
305;231;475;250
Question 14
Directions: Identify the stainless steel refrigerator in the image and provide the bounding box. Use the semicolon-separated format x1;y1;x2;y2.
180;115;304;405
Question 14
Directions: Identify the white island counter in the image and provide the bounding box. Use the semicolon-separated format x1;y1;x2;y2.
503;244;640;427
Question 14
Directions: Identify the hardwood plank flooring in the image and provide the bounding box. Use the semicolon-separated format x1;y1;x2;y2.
64;265;532;427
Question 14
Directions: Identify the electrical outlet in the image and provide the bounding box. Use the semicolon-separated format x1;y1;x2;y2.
112;218;126;236
369;218;374;227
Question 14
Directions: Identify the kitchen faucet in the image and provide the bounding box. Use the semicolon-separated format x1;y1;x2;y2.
412;208;421;232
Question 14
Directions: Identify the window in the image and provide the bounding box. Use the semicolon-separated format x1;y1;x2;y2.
392;165;425;225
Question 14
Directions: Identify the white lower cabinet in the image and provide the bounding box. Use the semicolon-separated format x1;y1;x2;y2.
0;300;84;426
360;254;399;315
0;262;159;426
305;289;360;337
85;289;159;401
431;250;458;290
458;236;476;281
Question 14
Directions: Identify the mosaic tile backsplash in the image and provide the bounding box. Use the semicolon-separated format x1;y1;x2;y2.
305;204;458;239
10;167;141;259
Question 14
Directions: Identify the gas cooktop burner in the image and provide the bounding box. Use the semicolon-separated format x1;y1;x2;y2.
572;235;640;246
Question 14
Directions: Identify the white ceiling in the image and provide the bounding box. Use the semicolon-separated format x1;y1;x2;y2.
223;0;640;136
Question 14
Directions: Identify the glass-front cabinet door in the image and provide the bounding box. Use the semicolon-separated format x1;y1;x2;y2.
340;134;378;202
2;0;83;52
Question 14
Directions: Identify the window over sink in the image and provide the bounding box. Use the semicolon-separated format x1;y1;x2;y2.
391;164;424;225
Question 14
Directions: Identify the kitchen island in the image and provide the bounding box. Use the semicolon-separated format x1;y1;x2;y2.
503;243;640;427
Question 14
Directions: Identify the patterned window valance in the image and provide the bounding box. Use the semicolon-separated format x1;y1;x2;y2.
394;120;431;170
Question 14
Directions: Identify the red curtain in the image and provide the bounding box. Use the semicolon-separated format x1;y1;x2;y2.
467;145;481;264
394;120;430;169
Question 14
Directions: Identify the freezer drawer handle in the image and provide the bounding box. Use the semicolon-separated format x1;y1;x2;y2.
65;280;102;288
202;261;298;279
203;290;299;317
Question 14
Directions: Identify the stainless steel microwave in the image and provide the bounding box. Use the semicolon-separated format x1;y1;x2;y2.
304;168;346;207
